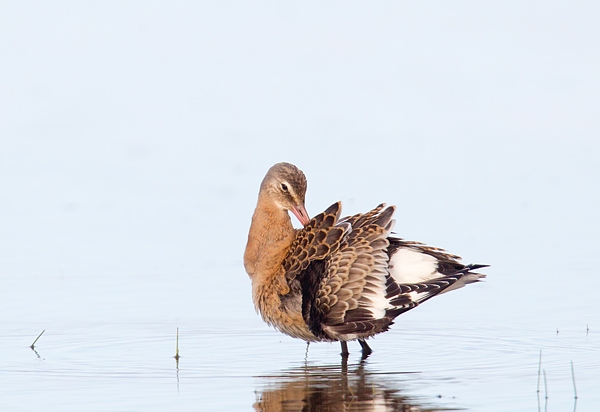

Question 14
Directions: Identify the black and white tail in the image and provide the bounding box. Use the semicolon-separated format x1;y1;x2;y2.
383;237;487;318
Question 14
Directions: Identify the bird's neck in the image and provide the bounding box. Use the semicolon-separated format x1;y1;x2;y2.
244;197;296;282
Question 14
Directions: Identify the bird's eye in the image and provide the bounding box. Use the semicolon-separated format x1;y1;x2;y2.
281;183;288;192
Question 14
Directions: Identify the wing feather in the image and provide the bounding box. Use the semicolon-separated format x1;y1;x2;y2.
283;202;349;282
312;205;395;339
297;203;487;342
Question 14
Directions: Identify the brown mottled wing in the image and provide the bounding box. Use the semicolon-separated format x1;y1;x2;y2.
282;202;350;283
314;205;397;338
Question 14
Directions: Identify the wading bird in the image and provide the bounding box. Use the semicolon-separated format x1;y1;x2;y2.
244;162;487;358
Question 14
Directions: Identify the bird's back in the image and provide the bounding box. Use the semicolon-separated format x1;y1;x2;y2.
286;203;486;342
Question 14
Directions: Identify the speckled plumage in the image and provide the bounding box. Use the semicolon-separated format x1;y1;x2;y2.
244;162;487;357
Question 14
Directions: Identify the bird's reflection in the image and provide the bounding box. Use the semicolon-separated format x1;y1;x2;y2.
254;360;458;412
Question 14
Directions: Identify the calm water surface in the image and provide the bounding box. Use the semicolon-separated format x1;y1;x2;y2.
1;263;598;411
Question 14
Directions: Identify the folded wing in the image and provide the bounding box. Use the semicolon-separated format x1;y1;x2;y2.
295;204;487;342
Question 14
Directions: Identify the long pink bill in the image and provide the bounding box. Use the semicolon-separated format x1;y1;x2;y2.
290;204;310;226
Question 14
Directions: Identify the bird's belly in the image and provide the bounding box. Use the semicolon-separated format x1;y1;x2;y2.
261;299;320;342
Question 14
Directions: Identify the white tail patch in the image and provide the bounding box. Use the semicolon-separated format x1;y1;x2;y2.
407;290;434;304
388;247;442;284
438;273;484;295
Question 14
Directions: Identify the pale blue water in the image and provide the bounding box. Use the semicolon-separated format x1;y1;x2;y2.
1;2;599;411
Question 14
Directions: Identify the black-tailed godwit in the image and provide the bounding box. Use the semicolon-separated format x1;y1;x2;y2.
244;162;487;358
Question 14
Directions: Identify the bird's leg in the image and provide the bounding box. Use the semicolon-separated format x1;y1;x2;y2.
341;354;348;373
340;341;349;358
358;339;372;359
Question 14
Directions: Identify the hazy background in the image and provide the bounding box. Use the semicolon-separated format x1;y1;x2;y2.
1;2;598;411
